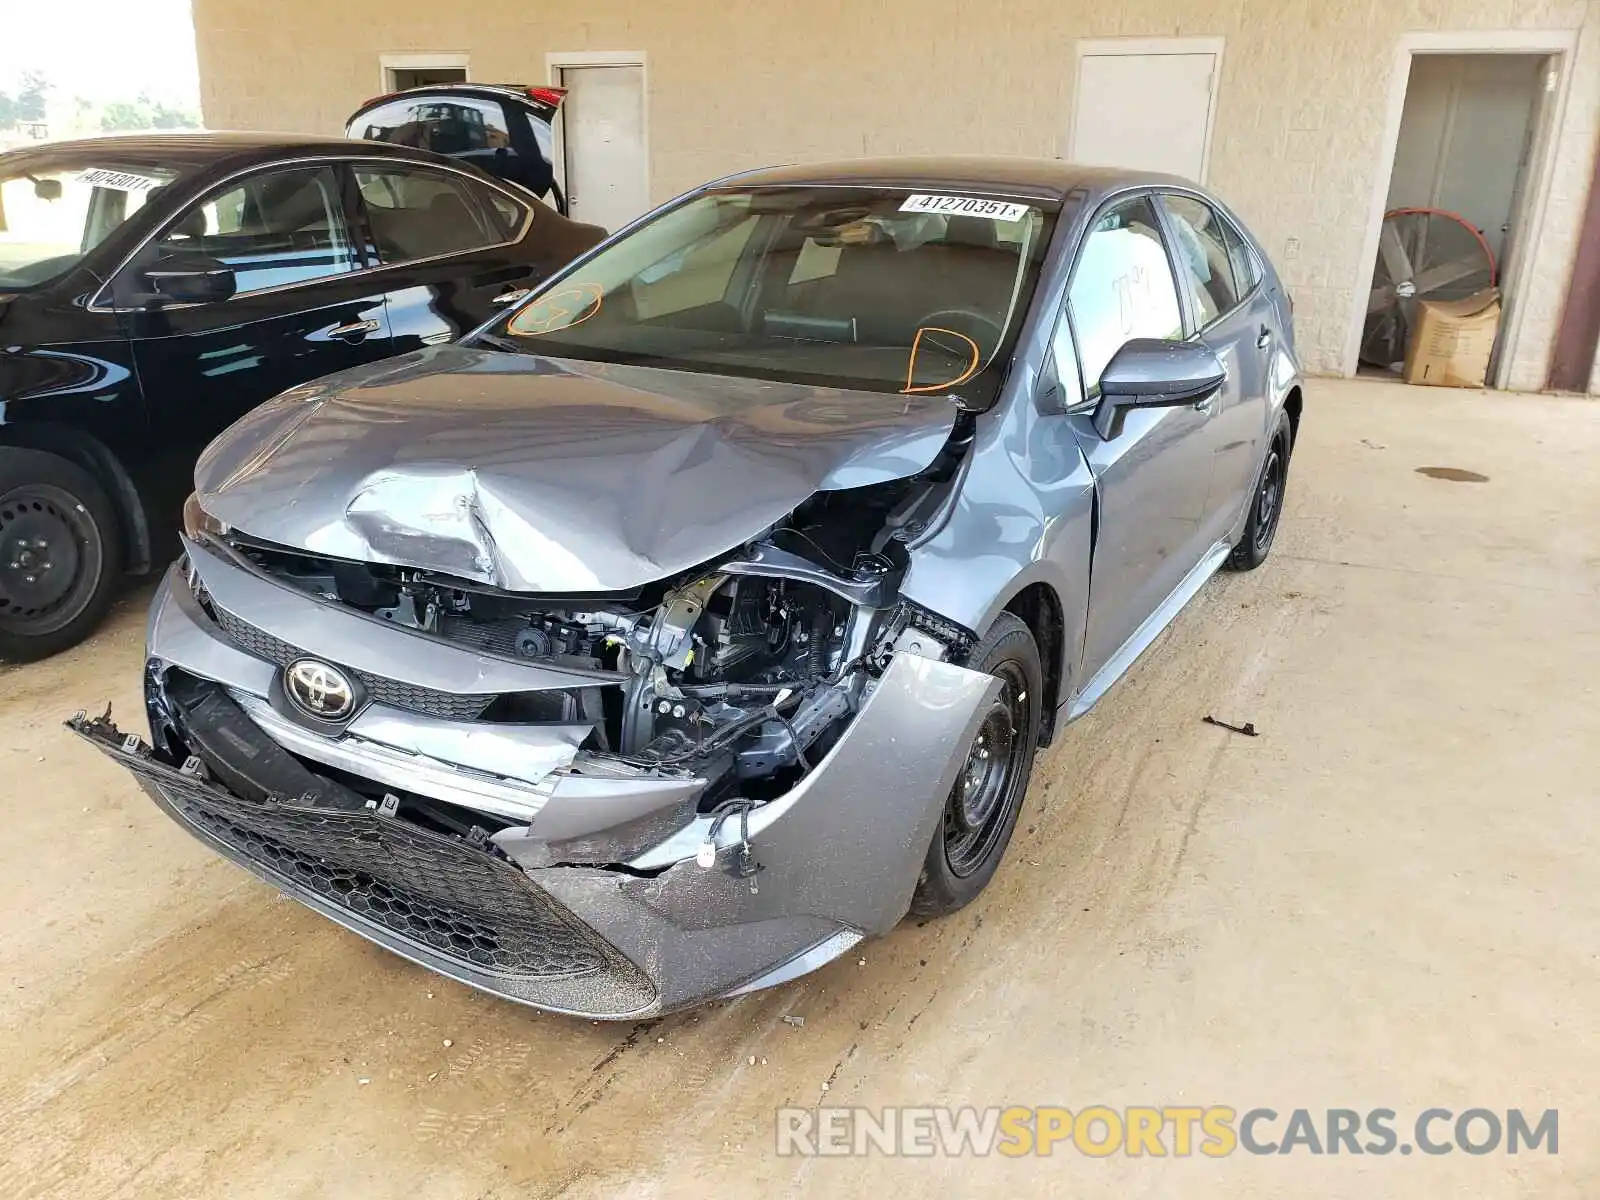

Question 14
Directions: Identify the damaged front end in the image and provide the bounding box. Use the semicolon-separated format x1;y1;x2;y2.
71;459;1000;1017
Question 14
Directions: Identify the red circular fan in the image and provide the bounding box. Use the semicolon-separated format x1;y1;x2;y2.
1361;207;1497;369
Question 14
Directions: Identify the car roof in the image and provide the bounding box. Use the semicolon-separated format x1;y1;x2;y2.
0;131;458;175
718;156;1197;203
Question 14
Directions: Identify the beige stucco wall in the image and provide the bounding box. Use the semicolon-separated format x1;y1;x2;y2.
192;0;1599;390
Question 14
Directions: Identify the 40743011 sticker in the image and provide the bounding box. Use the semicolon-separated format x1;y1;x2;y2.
899;194;1031;222
74;167;167;192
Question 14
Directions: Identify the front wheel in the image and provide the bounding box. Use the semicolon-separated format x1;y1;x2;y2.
1226;410;1293;571
0;448;123;662
909;612;1043;918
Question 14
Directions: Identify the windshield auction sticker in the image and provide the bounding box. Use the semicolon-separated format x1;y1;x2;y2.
900;194;1030;222
75;167;166;193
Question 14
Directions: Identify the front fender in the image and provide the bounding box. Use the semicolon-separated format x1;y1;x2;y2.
900;398;1095;713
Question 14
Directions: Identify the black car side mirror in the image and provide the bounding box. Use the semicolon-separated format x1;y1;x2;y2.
143;252;237;306
1092;338;1226;439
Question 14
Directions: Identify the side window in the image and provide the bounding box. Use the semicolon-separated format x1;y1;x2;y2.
1047;315;1088;411
355;165;499;263
480;187;528;240
1067;196;1184;394
153;165;356;293
1220;214;1261;294
1163;195;1241;327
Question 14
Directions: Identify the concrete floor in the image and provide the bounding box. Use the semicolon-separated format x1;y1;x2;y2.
0;378;1595;1199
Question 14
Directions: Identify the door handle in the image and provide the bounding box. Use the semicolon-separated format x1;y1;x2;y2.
328;318;381;340
1256;326;1273;351
492;287;533;305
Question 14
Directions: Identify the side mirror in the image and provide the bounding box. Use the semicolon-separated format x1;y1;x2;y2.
143;252;236;305
1092;338;1226;439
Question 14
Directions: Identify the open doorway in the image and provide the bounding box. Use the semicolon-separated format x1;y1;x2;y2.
389;66;467;90
1360;51;1551;383
378;53;470;93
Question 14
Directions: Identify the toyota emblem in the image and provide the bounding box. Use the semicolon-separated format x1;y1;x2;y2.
284;658;356;720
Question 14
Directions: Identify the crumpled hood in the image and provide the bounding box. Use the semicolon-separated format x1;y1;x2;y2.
194;345;958;593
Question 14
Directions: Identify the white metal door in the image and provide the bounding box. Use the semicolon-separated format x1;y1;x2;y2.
1072;51;1217;182
558;65;648;233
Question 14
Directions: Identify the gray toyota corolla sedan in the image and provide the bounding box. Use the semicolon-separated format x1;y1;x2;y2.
72;157;1302;1018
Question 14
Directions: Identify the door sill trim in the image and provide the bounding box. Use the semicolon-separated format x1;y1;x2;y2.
1067;539;1232;722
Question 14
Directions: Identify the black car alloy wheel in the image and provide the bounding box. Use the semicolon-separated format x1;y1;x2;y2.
0;480;104;638
944;660;1033;877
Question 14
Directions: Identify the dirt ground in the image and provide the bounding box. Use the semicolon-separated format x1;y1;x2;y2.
1;378;1596;1199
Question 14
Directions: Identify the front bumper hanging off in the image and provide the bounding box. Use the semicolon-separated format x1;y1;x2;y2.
70;562;1001;1018
72;712;660;1016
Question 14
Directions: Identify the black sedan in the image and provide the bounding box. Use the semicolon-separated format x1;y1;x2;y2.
0;133;605;660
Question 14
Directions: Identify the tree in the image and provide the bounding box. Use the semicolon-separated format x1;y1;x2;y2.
16;71;51;123
99;93;200;133
0;92;15;130
100;100;153;132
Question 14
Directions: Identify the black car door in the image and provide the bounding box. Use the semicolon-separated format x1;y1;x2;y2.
111;161;396;463
1158;192;1273;546
347;161;560;351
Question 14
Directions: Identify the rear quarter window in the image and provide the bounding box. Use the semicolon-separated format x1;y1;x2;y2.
1220;214;1262;293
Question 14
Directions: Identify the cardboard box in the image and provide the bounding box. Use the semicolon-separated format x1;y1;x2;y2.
1402;288;1501;388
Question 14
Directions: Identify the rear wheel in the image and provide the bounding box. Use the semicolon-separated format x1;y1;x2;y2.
1226;411;1292;572
909;612;1042;918
0;448;123;662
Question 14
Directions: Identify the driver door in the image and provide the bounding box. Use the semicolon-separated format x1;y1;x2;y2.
1062;194;1221;683
113;162;394;467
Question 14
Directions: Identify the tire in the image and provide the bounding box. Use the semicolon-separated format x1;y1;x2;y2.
1226;410;1293;572
908;612;1043;918
0;448;124;663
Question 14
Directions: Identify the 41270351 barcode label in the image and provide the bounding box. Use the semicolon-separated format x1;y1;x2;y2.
899;194;1030;222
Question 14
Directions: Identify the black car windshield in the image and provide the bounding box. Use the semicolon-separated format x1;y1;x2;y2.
497;186;1058;406
0;158;181;289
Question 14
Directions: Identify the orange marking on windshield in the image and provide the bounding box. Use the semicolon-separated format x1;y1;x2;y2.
509;281;604;335
902;326;981;395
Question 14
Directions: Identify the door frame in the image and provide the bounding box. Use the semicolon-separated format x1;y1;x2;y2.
1342;29;1580;388
544;50;651;225
1068;37;1226;184
377;51;471;92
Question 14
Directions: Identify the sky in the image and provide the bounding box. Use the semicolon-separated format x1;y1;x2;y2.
0;0;200;106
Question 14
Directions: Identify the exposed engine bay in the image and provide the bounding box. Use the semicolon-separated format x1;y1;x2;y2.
199;419;975;836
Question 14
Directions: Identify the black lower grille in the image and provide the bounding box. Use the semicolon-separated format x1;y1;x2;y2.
71;718;656;1013
210;603;493;721
176;790;603;976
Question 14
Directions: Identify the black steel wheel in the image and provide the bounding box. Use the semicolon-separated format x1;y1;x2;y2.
909;612;1042;917
0;448;123;662
945;660;1030;877
1226;412;1293;572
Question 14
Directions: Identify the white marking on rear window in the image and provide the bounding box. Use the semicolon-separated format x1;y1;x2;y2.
74;167;165;192
900;194;1030;222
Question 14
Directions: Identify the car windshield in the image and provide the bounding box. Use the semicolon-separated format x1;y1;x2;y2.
497;186;1058;406
0;159;180;289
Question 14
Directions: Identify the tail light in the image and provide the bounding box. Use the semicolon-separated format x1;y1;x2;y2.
527;86;567;108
